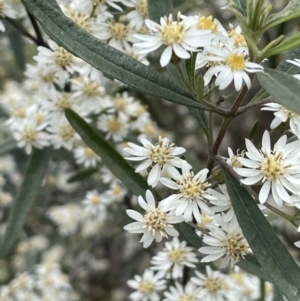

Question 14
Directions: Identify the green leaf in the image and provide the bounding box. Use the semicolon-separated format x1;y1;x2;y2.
67;168;98;183
0;148;52;257
0;138;17;156
273;286;285;301
229;0;247;15
65;109;149;196
257;68;300;115
188;107;208;136
177;223;202;249
147;0;173;23
251;46;300;102
21;0;208;111
264;32;300;58
237;255;270;281
222;167;300;301
263;0;300;32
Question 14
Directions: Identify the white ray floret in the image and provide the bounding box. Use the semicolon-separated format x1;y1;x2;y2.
124;136;187;187
127;269;166;301
134;12;214;67
160;161;216;222
163;281;202;301
150;238;198;279
235;130;300;207
199;216;249;268
124;190;184;248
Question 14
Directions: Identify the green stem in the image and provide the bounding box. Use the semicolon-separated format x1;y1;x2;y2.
259;279;266;301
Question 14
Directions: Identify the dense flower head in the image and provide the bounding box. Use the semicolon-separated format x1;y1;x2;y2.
124;136;187;187
236;130;300;206
124;190;184;248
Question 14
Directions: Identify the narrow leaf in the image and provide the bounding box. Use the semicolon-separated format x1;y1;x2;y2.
222;167;300;301
0;138;17;156
177;223;202;249
229;0;247;15
21;0;207;111
147;0;173;23
65;109;149;197
67;168;98;183
257;68;300;115
0;148;52;257
189;107;208;136
237;256;270;281
252;46;300;102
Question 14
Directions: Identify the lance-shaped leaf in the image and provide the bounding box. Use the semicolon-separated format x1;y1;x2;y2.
176;223;202;249
0;138;17;156
222;167;300;301
21;0;208;111
65;109;148;197
147;0;173;23
0;148;52;257
257;68;300;115
251;46;300;103
67;168;99;183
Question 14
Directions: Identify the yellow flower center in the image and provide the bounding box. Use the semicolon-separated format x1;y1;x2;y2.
260;152;287;181
144;208;167;236
229;29;247;47
55;93;71;111
222;232;249;261
179;295;193;301
59;125;75;141
149;137;175;166
139;280;154;295
53;47;73;68
83;81;103;98
230;271;243;284
109;22;129;40
114;96;127;111
136;0;148;17
204;277;228;293
168;248;186;263
108;119;122;132
12;108;26;119
226;53;245;71
67;9;92;32
144;123;157;137
198;213;213;228
112;186;122;195
178;173;210;200
40;71;56;83
36;112;45;125
21;128;37;143
198;16;218;32
161;23;185;45
90;196;100;206
84;147;96;158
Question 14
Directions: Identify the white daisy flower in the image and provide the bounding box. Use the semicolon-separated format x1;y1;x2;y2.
34;40;82;83
95;18;137;51
163;281;202;301
73;145;100;168
124;136;186;187
209;184;235;222
226;147;245;169
199;216;249;268
72;0;120;15
160;160;215;222
124;0;148;30
202;43;263;91
123;190;184;248
150;237;198;279
191;265;229;301
97;113;129;142
105;181;127;203
134;12;214;67
261;102;300;136
12;117;50;155
0;0;25;32
48;117;80;150
127;269;166;301
235;130;300;206
82;190;109;215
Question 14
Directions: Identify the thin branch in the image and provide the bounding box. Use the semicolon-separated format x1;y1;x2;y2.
27;10;47;47
236;96;273;115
